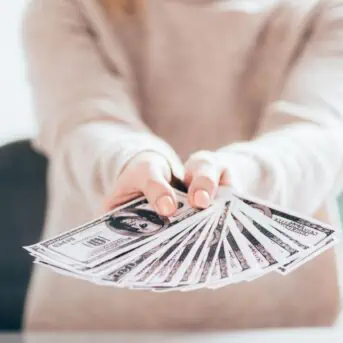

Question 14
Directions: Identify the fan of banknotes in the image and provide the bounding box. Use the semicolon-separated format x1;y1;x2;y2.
24;187;340;292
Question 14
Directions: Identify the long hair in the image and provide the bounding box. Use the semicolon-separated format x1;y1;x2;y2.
100;0;145;17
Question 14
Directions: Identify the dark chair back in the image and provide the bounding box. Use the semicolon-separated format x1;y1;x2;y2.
0;140;47;331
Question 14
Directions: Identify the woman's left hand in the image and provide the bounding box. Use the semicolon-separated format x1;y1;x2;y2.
184;151;231;209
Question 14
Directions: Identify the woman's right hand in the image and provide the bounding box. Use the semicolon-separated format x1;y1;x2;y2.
103;151;178;216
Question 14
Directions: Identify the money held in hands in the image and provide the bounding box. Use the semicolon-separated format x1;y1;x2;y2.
24;188;341;292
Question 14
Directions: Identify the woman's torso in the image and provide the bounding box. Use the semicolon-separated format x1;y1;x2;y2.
95;0;314;160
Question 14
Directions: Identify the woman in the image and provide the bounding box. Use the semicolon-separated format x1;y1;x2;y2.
23;0;343;330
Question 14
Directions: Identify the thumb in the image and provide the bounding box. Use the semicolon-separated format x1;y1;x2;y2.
142;163;177;217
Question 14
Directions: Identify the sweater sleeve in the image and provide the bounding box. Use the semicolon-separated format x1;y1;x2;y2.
217;0;343;215
22;0;183;209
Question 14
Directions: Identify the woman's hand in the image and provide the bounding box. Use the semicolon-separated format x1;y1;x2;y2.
184;150;230;209
104;151;178;216
104;150;230;216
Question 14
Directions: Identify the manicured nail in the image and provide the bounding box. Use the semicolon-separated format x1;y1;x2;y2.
194;190;210;208
156;195;175;216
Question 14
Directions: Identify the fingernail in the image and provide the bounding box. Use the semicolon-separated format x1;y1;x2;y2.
156;195;175;216
194;190;210;208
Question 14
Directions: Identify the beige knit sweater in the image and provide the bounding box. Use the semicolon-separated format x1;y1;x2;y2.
23;0;343;330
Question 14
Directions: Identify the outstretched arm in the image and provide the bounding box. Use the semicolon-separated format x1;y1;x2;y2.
216;0;343;215
23;0;183;214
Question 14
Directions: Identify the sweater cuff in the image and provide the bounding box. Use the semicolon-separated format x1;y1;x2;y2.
215;147;264;197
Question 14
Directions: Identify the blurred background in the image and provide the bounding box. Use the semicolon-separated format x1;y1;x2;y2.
0;0;36;145
0;0;343;334
0;0;46;332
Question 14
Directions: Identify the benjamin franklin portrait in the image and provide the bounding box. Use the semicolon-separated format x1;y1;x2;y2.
105;207;171;237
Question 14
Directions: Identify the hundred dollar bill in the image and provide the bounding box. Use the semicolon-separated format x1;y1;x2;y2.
197;202;231;284
232;210;287;264
170;212;219;286
111;218;205;286
277;237;338;274
133;217;209;286
232;208;301;263
25;190;212;269
237;195;337;247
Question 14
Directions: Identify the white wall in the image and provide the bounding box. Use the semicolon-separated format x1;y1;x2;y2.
0;0;36;146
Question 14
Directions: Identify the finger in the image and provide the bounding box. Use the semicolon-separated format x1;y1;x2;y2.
139;157;177;216
187;164;221;209
136;160;176;216
103;170;142;211
184;150;216;187
105;151;174;214
219;167;230;186
104;173;176;217
144;176;177;216
103;191;142;212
